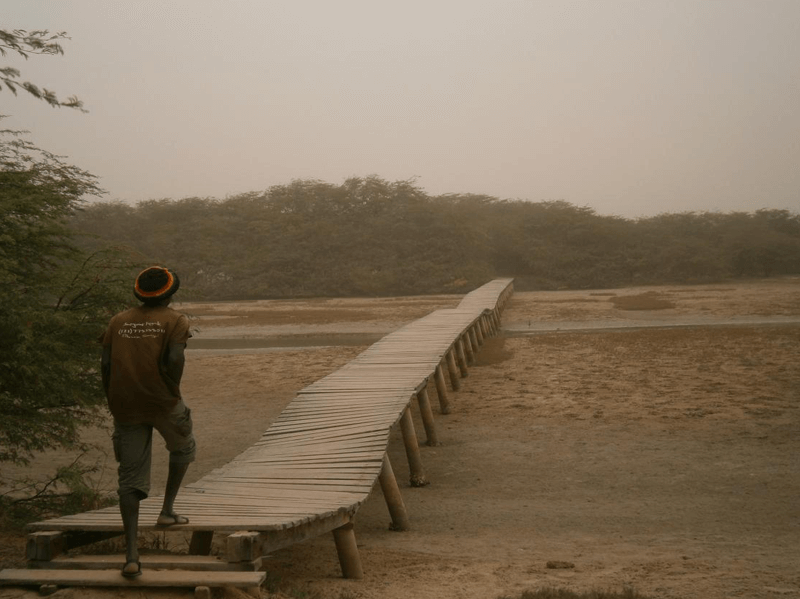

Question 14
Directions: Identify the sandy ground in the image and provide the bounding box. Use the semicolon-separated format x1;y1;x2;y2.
2;278;799;599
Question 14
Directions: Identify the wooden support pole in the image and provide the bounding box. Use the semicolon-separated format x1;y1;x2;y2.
195;586;212;599
226;531;261;563
463;332;475;365
332;522;364;579
379;454;410;531
400;408;429;486
484;314;492;336
26;532;64;562
446;349;461;390
189;531;214;556
434;364;451;414
477;317;487;341
416;388;439;446
456;339;469;377
471;324;481;348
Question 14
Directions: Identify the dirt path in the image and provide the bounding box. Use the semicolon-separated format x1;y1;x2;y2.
2;278;798;599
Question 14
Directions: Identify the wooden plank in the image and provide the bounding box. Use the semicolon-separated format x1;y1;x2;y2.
270;412;404;428
190;469;378;481
267;415;401;433
27;554;259;572
260;424;393;443
235;439;388;456
254;431;389;447
195;482;374;493
231;450;386;464
0;568;266;588
278;404;408;417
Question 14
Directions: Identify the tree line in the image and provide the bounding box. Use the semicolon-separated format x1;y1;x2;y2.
71;176;800;300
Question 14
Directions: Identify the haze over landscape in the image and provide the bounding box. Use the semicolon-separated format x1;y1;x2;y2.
4;0;799;218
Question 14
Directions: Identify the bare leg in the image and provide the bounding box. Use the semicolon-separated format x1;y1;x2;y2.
159;461;190;522
119;491;141;575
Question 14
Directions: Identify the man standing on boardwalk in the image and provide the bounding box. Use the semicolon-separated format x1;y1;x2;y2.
101;266;196;578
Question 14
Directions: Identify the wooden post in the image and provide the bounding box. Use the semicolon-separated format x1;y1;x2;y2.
416;388;439;446
400;408;428;486
434;364;451;414
462;332;475;365
195;587;212;599
456;339;469;377
471;324;481;348
446;349;461;390
26;532;64;562
332;522;364;579
189;531;214;556
226;531;261;563
379;454;410;531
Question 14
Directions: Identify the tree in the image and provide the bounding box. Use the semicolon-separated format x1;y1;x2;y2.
0;126;135;466
0;29;138;521
1;29;84;110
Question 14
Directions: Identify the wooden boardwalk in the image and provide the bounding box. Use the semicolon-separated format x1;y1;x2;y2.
3;278;514;590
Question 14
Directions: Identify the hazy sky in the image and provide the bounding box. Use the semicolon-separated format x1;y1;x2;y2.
4;1;799;218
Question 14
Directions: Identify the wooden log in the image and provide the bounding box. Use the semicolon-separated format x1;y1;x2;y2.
489;312;499;335
456;339;469;377
27;554;261;572
470;325;480;349
445;349;461;390
434;364;451;414
399;409;428;487
378;454;410;531
0;568;266;589
226;531;261;563
331;522;363;579
26;532;63;562
195;586;211;599
462;333;475;366
416;388;439;447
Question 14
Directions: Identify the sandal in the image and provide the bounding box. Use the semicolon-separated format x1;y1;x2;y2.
156;513;190;526
121;559;142;579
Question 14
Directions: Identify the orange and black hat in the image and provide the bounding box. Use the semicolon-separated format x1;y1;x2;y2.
133;266;180;303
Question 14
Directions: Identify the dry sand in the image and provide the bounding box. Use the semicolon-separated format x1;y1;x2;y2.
2;278;799;599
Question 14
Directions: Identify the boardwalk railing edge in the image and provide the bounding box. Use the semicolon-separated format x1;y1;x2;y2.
8;278;514;585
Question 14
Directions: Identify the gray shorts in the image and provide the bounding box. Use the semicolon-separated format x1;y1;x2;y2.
112;400;196;499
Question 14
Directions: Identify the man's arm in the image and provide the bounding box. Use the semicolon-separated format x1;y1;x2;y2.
165;343;186;389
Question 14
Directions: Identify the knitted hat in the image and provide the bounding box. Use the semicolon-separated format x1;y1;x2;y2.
133;266;180;303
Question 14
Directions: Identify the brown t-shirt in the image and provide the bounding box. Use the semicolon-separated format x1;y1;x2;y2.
102;305;192;423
